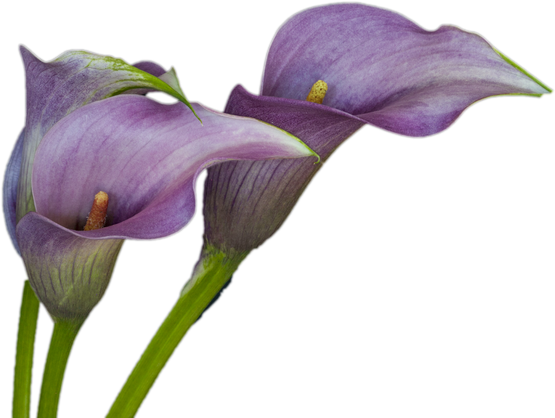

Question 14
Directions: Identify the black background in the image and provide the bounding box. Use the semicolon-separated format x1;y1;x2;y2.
1;2;555;418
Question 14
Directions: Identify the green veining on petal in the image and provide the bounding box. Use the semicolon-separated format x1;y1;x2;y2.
23;229;123;322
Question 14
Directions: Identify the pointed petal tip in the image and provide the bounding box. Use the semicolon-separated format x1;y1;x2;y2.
274;126;320;162
156;66;200;122
305;137;322;164
19;45;37;63
249;117;318;160
495;49;552;94
193;108;203;124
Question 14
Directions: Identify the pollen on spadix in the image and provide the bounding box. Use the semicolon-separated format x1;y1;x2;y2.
84;191;109;231
306;80;328;104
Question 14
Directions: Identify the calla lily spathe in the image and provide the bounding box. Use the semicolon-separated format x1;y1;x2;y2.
16;95;316;322
3;47;193;255
3;48;317;322
200;3;550;255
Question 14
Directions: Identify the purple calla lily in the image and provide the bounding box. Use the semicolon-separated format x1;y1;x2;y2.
15;95;316;322
3;47;195;255
3;47;315;323
200;3;550;255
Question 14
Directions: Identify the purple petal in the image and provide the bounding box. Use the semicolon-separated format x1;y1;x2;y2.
3;129;24;254
16;47;195;222
32;95;317;240
263;4;550;136
16;212;123;322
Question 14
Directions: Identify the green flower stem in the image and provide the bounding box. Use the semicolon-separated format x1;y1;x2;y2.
107;245;247;418
37;320;83;418
13;281;39;418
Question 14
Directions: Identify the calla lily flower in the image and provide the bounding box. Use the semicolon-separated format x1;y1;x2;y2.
200;3;550;255
14;95;316;323
3;49;316;324
3;47;195;255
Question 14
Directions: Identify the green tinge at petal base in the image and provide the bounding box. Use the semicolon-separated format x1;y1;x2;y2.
17;212;123;323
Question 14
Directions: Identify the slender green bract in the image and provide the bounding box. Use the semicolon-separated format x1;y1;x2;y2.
13;281;39;418
106;245;248;418
37;320;83;418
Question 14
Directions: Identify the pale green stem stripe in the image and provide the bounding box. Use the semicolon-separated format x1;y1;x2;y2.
106;246;246;418
13;281;40;418
37;320;83;418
